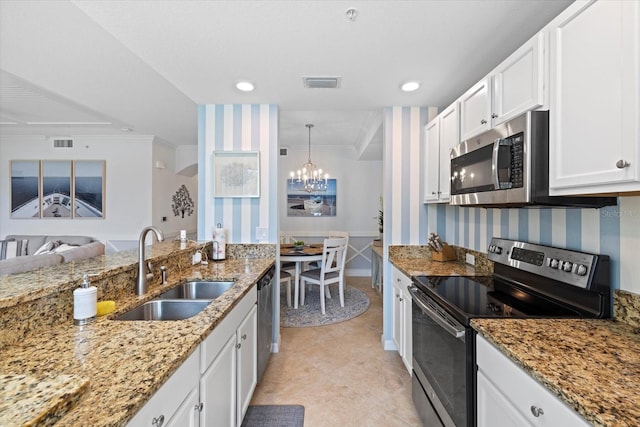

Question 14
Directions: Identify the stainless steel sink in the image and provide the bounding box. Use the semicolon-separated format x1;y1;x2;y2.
114;300;211;321
156;280;235;300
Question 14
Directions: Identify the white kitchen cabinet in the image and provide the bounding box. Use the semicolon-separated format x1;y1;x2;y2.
424;103;459;203
492;32;545;126
460;77;492;141
548;0;640;195
460;32;546;142
168;385;200;427
127;349;200;427
236;305;257;425
200;335;236;427
476;334;589;427
391;265;412;372
200;287;257;427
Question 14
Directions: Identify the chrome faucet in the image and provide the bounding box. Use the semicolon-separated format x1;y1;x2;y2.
136;226;164;295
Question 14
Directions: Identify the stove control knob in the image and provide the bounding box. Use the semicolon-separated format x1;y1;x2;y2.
563;261;573;272
494;246;502;254
488;245;495;253
549;259;559;269
575;264;588;276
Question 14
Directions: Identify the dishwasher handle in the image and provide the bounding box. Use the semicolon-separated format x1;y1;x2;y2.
408;286;466;340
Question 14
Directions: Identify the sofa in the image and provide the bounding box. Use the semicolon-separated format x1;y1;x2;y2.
0;235;105;275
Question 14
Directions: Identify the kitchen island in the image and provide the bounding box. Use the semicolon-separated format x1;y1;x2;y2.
0;242;274;426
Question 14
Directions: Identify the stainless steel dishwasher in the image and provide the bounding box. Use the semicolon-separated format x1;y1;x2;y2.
256;265;275;382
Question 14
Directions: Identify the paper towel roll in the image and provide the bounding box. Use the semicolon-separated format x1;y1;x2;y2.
212;226;226;260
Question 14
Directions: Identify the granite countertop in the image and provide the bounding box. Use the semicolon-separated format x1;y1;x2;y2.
0;257;274;427
472;318;640;427
389;255;489;278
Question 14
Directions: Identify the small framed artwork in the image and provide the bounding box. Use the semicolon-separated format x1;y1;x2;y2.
10;160;41;219
287;178;337;217
42;160;72;218
213;151;260;198
73;160;106;218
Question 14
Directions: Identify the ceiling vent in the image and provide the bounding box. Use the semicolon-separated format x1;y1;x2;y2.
51;137;73;148
303;76;341;89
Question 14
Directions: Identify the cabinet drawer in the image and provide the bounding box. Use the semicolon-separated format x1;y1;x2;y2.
201;286;257;373
476;335;589;426
127;348;199;427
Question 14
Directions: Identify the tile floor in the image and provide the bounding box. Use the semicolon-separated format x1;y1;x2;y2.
251;277;422;426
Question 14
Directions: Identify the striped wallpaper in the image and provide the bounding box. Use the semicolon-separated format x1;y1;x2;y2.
197;104;278;243
382;106;639;346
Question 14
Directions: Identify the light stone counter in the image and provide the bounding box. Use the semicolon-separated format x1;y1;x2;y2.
0;243;275;427
388;244;492;278
472;307;640;427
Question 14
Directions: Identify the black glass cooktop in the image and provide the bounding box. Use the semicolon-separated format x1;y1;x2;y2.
412;275;581;325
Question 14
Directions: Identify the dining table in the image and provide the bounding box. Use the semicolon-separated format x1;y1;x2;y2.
280;243;324;309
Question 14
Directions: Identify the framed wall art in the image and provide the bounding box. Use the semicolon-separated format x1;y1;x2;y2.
73;160;106;218
286;178;337;217
41;160;72;218
213;151;260;198
10;160;41;219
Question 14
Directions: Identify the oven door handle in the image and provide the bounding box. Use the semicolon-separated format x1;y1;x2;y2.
492;139;501;190
409;287;466;339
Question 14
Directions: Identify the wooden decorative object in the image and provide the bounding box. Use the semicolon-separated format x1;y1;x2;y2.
431;243;457;262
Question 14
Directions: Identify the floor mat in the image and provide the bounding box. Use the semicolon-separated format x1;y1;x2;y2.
241;405;305;427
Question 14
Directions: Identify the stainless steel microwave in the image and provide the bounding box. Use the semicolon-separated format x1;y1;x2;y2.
449;111;616;208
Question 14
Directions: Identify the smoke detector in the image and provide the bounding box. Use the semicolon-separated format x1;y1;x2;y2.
302;76;342;89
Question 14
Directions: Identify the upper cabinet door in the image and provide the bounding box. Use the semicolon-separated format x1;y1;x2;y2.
438;103;459;201
492;32;546;126
548;0;640;195
459;77;491;141
424;118;441;203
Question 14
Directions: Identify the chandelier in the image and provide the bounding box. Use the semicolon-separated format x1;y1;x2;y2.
289;124;329;193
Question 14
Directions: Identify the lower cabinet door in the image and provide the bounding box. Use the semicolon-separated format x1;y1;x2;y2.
477;370;532;427
200;334;236;427
236;305;258;426
168;385;200;427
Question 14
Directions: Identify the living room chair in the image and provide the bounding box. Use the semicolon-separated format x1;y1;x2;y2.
299;237;348;314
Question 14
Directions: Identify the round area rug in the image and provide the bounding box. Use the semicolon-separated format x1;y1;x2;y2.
280;284;370;327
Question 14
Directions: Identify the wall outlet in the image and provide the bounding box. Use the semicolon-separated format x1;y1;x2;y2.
465;253;475;265
256;227;268;241
192;252;202;265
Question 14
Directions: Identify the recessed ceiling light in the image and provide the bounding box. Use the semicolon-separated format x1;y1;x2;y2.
236;81;255;92
121;128;133;132
401;81;420;92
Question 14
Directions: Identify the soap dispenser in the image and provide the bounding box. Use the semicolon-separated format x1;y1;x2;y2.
74;274;97;326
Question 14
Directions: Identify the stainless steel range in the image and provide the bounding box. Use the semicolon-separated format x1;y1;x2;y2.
409;237;611;427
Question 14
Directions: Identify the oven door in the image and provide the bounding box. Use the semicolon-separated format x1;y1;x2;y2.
410;286;472;427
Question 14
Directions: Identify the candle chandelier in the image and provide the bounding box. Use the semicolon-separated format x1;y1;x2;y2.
289;124;329;193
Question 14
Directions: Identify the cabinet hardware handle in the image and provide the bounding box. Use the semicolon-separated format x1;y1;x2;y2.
491;113;498;118
195;402;204;412
236;343;241;349
242;334;247;340
399;297;403;301
480;119;487;124
616;160;630;169
431;191;437;195
152;415;165;427
530;406;544;417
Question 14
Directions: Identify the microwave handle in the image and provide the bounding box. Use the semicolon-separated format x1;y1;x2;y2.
492;139;501;190
492;138;514;190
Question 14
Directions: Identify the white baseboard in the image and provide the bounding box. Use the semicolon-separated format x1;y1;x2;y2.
345;268;370;277
382;336;397;351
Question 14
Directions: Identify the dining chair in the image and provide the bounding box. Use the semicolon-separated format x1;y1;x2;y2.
309;231;349;269
280;270;292;307
299;237;348;314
